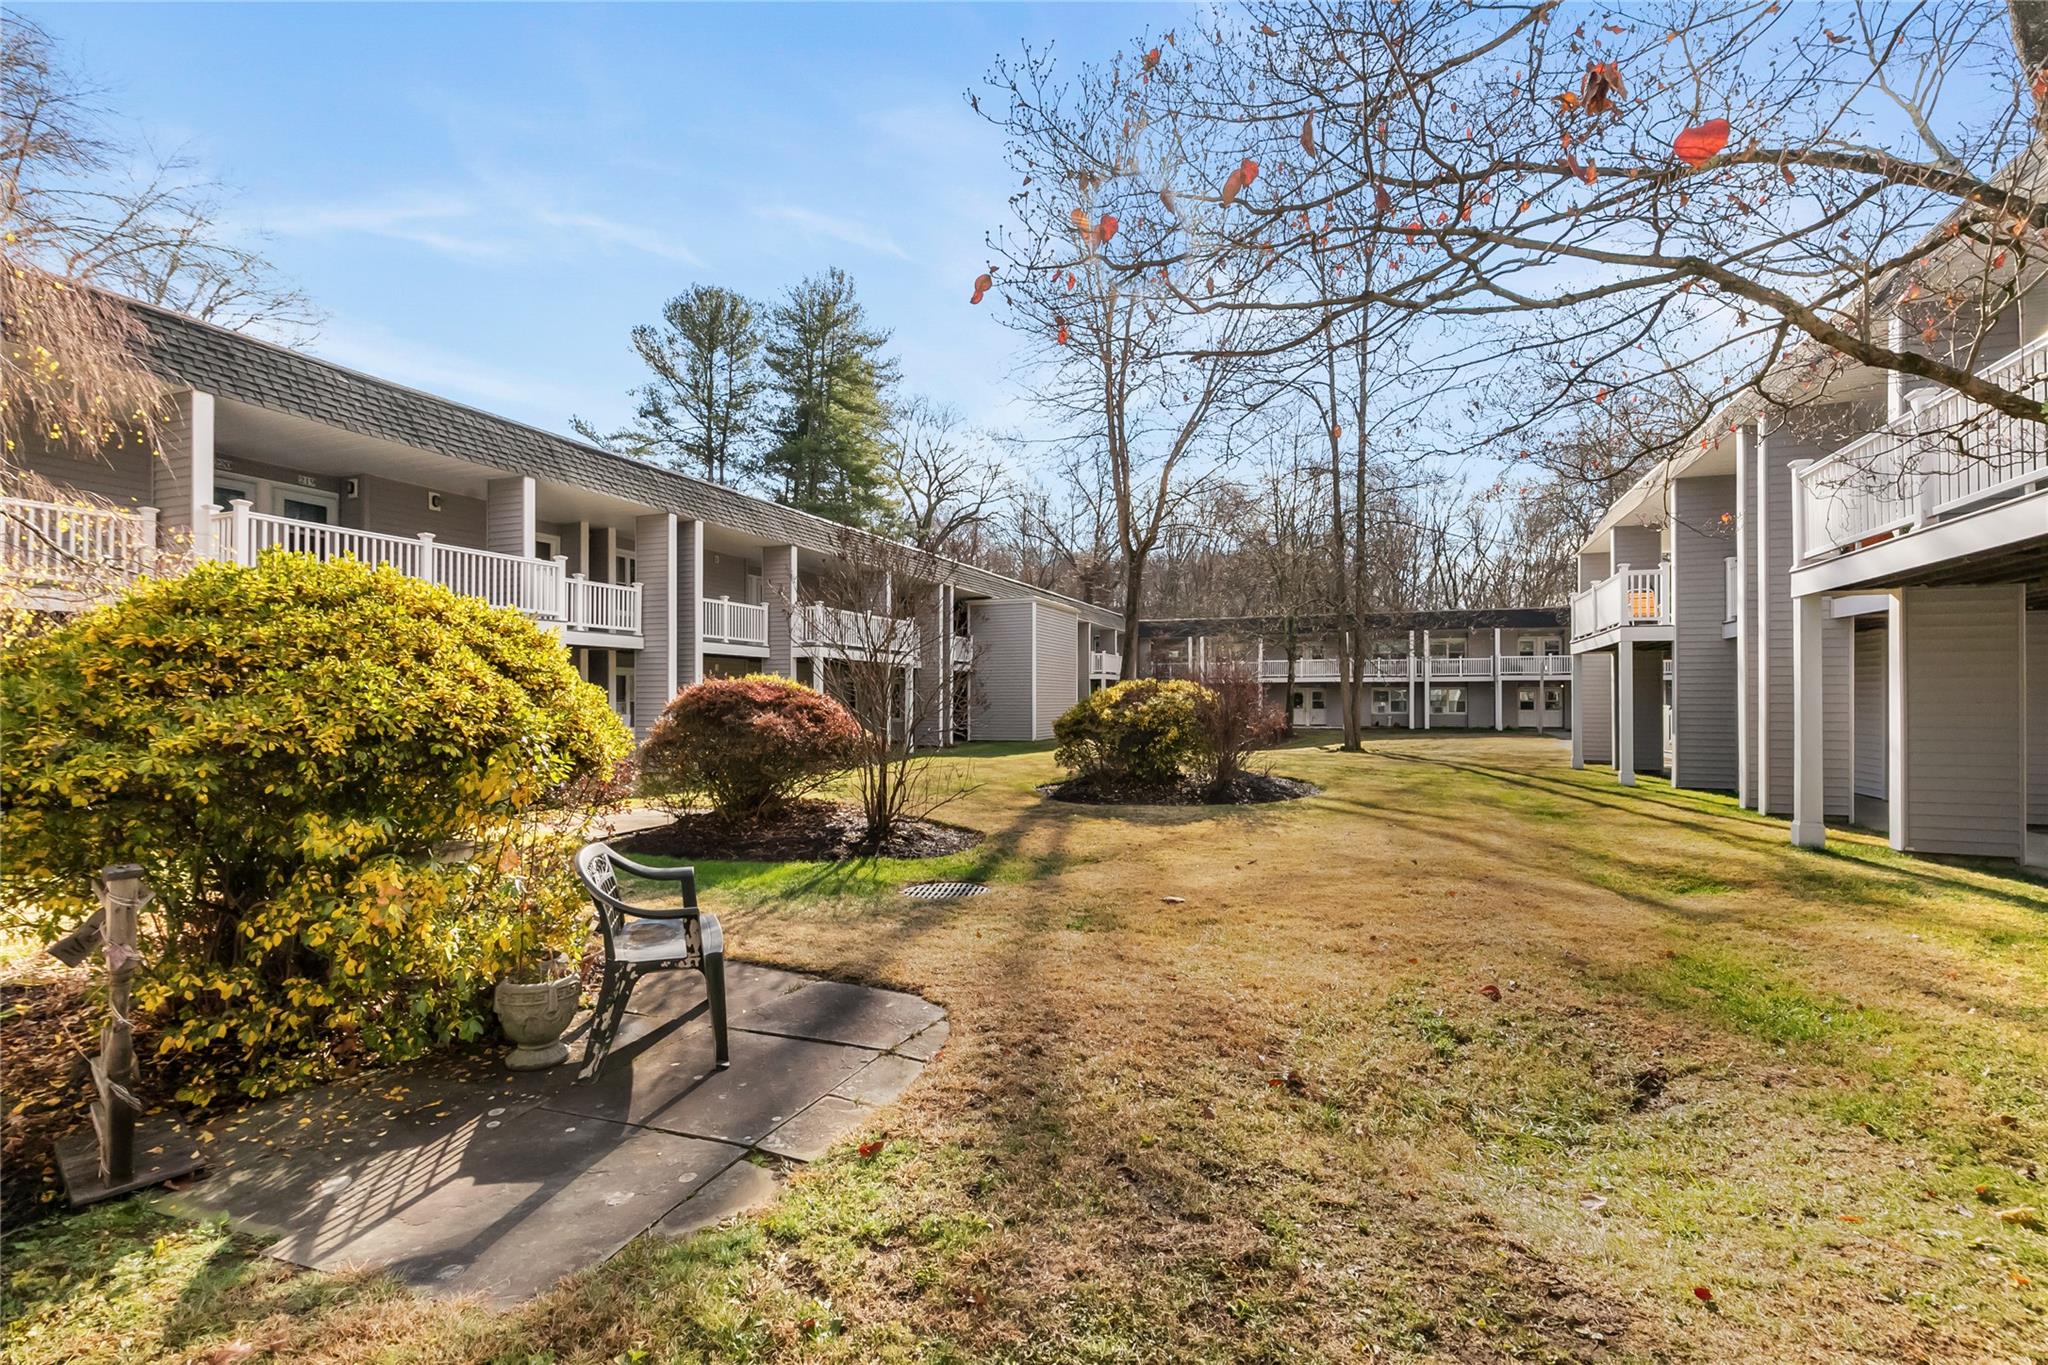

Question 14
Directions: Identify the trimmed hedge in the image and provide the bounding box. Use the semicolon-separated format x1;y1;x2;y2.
639;674;860;819
1052;678;1211;788
0;552;632;1104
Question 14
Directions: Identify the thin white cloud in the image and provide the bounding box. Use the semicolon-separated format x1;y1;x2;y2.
754;204;911;261
532;207;702;266
261;193;518;264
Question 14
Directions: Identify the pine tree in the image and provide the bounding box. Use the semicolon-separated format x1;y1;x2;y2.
578;285;764;483
759;268;899;527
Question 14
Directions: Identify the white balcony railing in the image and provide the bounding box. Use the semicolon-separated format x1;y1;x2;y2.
208;501;568;620
795;602;922;659
1091;650;1121;675
567;577;642;636
1;496;157;589
953;633;975;667
1496;654;1568;677
1724;556;1740;623
1793;334;2048;565
1425;655;1494;679
1570;563;1670;640
701;596;769;647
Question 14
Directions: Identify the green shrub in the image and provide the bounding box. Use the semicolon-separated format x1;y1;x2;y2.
1053;678;1212;788
639;674;859;819
0;551;633;1105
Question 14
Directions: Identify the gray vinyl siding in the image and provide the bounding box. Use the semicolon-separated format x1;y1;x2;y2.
1671;475;1737;790
17;433;155;507
1631;647;1663;773
2031;611;2048;825
969;600;1037;741
1034;603;1081;738
1900;586;2026;859
342;473;487;546
1578;551;1611;590
484;477;532;557
633;513;677;736
701;548;754;600
1610;524;1663;573
1577;653;1613;763
1854;624;1888;801
1755;411;1846;814
1823;614;1854;822
1738;425;1759;807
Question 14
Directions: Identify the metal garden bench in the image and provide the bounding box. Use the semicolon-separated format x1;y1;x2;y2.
572;841;730;1082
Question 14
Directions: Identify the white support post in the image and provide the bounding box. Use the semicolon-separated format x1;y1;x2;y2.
138;507;159;573
1886;591;1910;851
228;498;253;565
1616;638;1637;786
553;555;570;623
1735;424;1753;808
416;531;437;584
1790;590;1828;847
1421;629;1432;730
1494;627;1505;731
1406;630;1417;728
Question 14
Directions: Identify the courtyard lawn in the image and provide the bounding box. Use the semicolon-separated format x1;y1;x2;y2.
5;734;2044;1363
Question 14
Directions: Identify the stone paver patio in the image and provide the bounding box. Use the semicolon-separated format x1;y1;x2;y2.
158;963;946;1304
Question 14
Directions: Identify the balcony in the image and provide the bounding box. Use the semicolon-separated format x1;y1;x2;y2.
1792;335;2048;577
795;602;922;661
1091;650;1121;676
565;577;643;643
1256;654;1414;682
208;501;574;621
1570;564;1671;643
1425;655;1494;679
1;497;158;604
1496;654;1569;678
701;596;769;649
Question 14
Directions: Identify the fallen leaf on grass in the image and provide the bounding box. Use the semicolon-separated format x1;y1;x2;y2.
1693;1285;1714;1302
1478;983;1502;1001
1997;1205;2043;1230
857;1140;884;1159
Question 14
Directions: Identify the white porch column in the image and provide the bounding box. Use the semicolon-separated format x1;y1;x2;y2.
1886;592;1911;851
678;518;704;689
1570;655;1586;768
484;476;536;557
765;544;799;678
1494;627;1505;731
1735;426;1754;807
1790;590;1828;847
1421;630;1432;730
1406;630;1417;728
1616;638;1637;786
632;512;679;738
149;390;216;557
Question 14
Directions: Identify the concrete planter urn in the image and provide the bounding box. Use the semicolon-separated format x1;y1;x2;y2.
493;963;580;1070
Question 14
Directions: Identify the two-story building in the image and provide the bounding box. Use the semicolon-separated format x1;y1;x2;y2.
1568;266;2046;868
2;296;1125;743
1137;609;1573;732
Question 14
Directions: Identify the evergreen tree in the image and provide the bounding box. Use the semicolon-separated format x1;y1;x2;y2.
576;285;764;483
759;268;899;527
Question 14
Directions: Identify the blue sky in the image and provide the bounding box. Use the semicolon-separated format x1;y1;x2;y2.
28;2;1189;441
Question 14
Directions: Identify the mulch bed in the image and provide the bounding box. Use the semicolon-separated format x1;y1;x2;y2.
1043;771;1317;806
1;968;105;1227
616;800;984;862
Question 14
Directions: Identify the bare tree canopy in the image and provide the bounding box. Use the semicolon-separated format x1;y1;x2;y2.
2;11;318;339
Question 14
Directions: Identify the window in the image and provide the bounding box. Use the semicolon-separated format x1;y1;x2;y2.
1543;684;1564;711
1541;637;1562;656
1429;686;1467;716
1433;637;1466;658
1518;637;1537;656
614;552;637;584
1518;686;1536;712
1371;688;1393;715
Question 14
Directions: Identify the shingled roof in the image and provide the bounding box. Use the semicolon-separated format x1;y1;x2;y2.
125;298;1124;625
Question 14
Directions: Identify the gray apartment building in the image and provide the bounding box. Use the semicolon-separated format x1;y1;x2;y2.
1137;609;1573;732
5;297;1124;743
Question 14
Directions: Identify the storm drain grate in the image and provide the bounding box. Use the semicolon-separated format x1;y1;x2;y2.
900;881;991;902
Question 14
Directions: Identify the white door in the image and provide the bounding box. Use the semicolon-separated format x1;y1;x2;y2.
611;665;635;730
1308;688;1327;726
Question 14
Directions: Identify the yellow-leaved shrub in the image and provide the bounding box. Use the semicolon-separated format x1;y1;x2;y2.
0;551;632;1104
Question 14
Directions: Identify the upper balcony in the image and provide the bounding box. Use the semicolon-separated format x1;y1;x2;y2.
1090;649;1121;676
794;602;922;663
1570;564;1672;648
701;596;770;652
1791;335;2048;592
207;500;641;644
1;497;158;609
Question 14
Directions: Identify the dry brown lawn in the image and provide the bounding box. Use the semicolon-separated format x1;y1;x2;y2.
5;733;2045;1363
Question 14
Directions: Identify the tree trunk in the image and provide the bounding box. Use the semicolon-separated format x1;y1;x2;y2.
1119;560;1144;680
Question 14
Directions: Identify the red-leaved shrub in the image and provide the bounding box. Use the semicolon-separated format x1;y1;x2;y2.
640;674;859;819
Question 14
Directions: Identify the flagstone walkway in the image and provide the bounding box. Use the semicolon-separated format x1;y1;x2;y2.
158;963;947;1304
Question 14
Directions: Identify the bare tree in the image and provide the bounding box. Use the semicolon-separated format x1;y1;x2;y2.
3;13;317;339
882;396;1008;555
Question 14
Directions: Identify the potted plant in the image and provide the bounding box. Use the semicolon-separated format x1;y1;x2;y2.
482;829;588;1070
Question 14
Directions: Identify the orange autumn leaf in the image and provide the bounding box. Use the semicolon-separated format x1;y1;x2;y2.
1580;60;1626;115
1693;1286;1714;1302
1065;272;1076;290
1070;207;1093;237
1143;46;1161;73
1673;118;1730;167
969;272;992;305
1097;213;1119;244
857;1140;883;1159
1055;314;1070;345
1374;184;1394;215
1300;112;1316;156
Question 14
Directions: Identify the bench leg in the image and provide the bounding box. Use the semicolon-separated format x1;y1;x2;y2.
703;952;730;1070
578;965;635;1083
